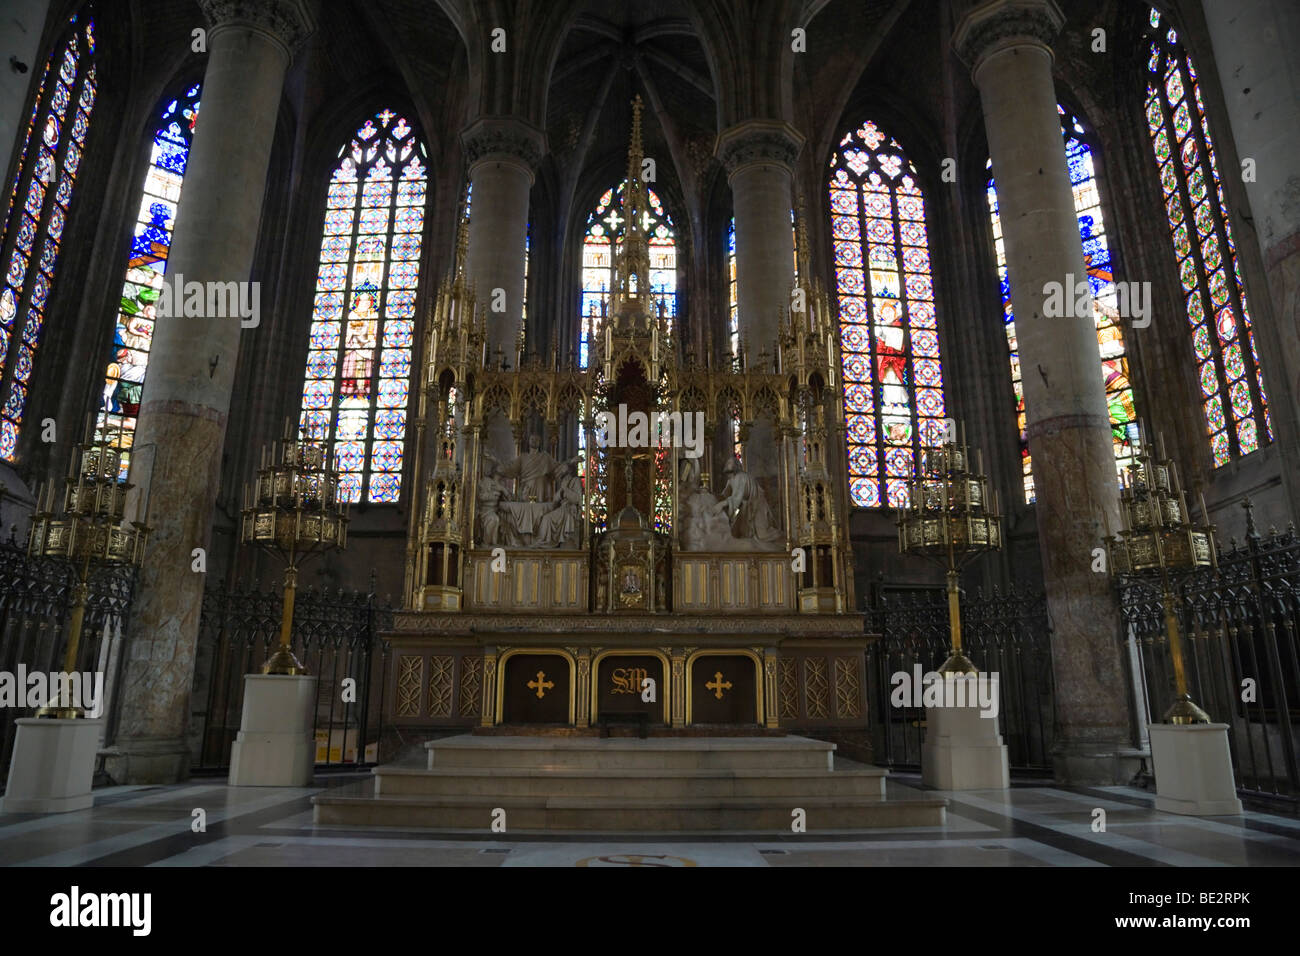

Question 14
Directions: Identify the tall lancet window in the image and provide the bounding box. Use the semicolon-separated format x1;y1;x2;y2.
986;104;1138;503
727;218;738;360
828;120;947;509
0;13;98;461
1145;6;1269;466
95;83;201;477
579;181;675;368
299;108;428;504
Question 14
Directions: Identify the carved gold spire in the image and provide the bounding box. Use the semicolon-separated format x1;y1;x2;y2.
612;96;650;310
794;195;812;284
457;182;472;266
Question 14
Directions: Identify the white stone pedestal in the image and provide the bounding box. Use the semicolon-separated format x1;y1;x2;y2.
1148;722;1243;815
1;718;103;813
228;674;317;787
922;676;1010;790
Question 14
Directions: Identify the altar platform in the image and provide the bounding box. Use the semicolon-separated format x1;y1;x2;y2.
311;734;947;832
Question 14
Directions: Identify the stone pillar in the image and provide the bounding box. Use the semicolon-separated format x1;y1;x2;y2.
461;117;544;464
1201;1;1300;518
103;0;314;785
954;0;1136;783
715;121;802;487
1;0;49;167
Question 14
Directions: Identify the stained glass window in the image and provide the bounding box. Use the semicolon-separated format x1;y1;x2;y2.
93;84;201;476
828;120;947;508
298;109;427;504
1145;7;1269;466
0;14;97;461
522;227;530;325
727;218;738;360
986;105;1139;503
579;181;675;368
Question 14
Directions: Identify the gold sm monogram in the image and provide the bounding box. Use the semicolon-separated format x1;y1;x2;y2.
610;667;649;694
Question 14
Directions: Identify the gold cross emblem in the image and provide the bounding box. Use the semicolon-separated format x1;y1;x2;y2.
705;671;732;700
528;670;555;699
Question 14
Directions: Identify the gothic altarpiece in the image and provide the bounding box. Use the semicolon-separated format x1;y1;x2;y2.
390;103;868;733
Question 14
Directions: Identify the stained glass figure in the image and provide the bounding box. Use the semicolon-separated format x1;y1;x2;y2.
299;109;428;503
93;83;201;476
828;120;946;508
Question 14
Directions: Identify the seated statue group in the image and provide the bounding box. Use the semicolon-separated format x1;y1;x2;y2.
476;436;784;553
477;435;583;549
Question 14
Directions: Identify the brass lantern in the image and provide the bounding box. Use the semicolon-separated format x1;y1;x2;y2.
28;428;149;717
240;424;350;675
896;424;1003;675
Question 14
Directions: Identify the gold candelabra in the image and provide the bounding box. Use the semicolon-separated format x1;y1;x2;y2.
240;424;349;675
28;425;149;717
1105;432;1215;724
897;425;1003;675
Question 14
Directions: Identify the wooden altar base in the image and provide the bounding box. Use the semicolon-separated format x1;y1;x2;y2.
312;734;947;832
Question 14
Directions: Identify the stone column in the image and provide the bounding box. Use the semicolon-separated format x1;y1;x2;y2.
461;117;544;464
103;0;314;785
954;0;1136;784
1;0;50;167
1201;1;1300;518
715;121;802;486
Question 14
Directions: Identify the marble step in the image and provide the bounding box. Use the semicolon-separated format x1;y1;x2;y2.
312;793;947;831
373;766;888;799
424;735;837;771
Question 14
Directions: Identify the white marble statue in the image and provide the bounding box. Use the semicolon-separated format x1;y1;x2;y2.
495;434;557;502
678;459;738;551
719;456;784;549
476;458;509;546
536;458;584;548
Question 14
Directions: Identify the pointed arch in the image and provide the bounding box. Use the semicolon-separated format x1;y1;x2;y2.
828;119;947;509
93;81;201;475
0;11;99;460
1144;6;1269;466
298;108;429;504
578;180;676;369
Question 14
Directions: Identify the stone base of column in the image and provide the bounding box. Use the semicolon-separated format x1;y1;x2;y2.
101;734;192;785
921;678;1009;790
1;718;103;814
1050;735;1146;786
1148;723;1243;816
228;674;317;787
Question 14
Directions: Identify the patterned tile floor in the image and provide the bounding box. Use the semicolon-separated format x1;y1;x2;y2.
2;772;1296;866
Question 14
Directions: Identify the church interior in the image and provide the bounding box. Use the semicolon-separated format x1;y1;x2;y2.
0;0;1298;881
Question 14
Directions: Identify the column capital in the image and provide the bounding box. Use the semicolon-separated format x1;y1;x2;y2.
714;120;804;179
198;0;317;57
952;0;1064;76
461;116;547;178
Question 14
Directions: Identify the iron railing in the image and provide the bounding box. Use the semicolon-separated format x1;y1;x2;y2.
189;576;394;772
0;533;138;784
1117;503;1300;807
0;521;393;783
866;581;1055;773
